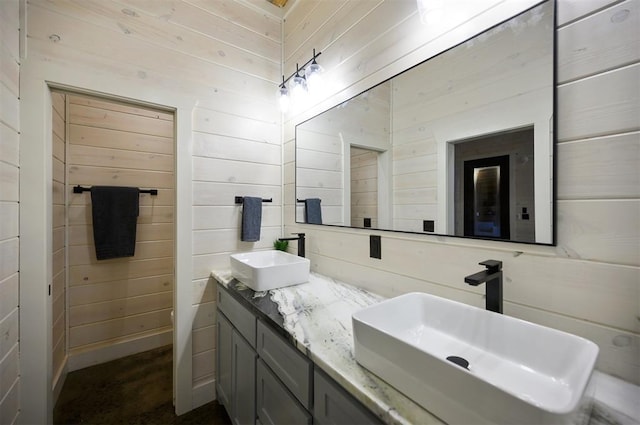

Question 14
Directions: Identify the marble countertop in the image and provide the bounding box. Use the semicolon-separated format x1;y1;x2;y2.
212;270;445;425
211;269;639;425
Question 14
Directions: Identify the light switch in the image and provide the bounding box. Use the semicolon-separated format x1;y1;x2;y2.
370;235;381;259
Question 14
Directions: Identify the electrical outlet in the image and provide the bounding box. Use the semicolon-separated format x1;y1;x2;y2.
423;220;435;232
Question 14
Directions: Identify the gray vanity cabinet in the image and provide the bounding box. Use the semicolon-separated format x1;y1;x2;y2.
313;369;382;425
256;319;312;408
230;331;257;425
217;284;257;346
256;359;312;425
216;312;233;411
216;283;381;425
216;285;257;425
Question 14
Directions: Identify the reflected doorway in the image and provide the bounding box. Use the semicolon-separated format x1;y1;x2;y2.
452;127;535;242
463;156;510;239
350;147;378;228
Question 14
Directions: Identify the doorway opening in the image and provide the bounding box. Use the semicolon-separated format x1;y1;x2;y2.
463;155;510;239
50;90;176;409
453;127;535;242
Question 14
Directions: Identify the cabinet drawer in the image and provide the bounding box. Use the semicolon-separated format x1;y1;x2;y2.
257;359;312;425
314;369;382;425
217;284;256;348
257;319;312;409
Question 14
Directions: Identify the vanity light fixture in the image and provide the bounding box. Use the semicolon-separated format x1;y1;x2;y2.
277;49;323;112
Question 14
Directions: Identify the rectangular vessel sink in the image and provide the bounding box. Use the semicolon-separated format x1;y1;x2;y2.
230;250;310;291
352;292;599;425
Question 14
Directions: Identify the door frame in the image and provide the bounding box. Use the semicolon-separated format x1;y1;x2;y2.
20;70;195;423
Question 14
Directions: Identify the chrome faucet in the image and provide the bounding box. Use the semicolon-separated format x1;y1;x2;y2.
278;233;305;258
464;260;503;314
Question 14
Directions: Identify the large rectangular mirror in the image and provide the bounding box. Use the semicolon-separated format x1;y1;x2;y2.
295;0;555;245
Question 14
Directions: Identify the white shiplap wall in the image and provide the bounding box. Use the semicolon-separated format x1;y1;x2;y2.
284;0;639;386
0;0;20;423
19;0;283;419
65;94;175;368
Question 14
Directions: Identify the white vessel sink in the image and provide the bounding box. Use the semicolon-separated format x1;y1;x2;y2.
352;292;599;425
229;250;310;291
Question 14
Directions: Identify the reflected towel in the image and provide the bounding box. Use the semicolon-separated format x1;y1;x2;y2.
241;197;262;242
304;198;322;224
90;186;140;260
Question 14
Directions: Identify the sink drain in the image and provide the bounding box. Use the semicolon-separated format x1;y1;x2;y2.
446;355;470;370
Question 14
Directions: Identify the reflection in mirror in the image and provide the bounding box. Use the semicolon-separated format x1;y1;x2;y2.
454;127;535;242
464;157;509;239
351;147;379;228
296;1;554;245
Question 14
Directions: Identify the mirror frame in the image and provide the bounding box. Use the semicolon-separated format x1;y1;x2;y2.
295;0;557;246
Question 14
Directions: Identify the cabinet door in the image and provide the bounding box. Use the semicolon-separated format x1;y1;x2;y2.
231;330;257;425
256;360;312;425
217;312;233;412
314;369;382;425
256;320;312;408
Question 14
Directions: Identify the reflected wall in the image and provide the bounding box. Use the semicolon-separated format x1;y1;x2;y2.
295;0;554;245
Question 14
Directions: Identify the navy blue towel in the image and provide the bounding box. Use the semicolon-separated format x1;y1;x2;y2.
90;186;140;260
304;198;322;224
241;197;262;242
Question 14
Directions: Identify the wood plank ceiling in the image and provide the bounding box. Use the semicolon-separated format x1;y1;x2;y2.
267;0;288;7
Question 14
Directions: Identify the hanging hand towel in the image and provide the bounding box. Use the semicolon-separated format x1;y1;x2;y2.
241;197;262;242
90;186;140;260
304;198;322;224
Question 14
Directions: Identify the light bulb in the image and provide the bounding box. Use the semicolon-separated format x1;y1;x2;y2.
290;73;307;102
277;85;290;112
304;61;324;94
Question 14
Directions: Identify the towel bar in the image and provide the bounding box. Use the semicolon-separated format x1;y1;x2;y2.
235;196;273;204
73;185;158;196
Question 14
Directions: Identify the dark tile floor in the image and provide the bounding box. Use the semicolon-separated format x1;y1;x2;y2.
54;345;231;425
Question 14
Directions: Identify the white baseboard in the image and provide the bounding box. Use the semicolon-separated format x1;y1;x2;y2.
68;329;173;372
192;378;216;410
52;357;68;405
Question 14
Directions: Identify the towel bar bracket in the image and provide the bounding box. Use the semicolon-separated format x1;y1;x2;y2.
72;185;158;196
235;196;273;204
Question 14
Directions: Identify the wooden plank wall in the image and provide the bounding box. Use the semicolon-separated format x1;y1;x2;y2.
390;4;551;235
191;101;281;389
26;0;283;403
66;94;175;360
295;125;344;225
0;0;20;423
294;82;390;226
51;91;67;398
351;147;378;228
283;0;640;385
